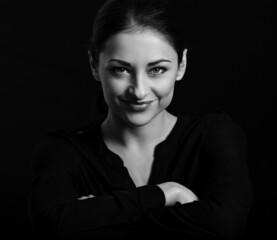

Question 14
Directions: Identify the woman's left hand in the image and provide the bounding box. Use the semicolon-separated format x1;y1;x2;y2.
77;194;94;200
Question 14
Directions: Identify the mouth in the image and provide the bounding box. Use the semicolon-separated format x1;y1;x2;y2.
120;99;154;105
119;98;156;111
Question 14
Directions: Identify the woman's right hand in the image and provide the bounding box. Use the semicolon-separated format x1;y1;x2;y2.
157;182;199;206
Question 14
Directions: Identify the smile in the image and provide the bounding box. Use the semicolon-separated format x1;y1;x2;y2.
119;99;156;111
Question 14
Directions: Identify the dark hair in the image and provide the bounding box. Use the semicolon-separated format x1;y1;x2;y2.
88;0;190;65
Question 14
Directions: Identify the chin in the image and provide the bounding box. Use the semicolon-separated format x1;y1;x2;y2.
122;110;163;127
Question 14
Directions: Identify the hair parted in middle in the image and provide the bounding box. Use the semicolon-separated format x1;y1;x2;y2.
88;0;190;66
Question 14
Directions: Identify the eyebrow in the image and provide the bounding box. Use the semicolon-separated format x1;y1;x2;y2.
107;59;172;67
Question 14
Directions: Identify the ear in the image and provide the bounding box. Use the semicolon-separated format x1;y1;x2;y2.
176;48;187;81
88;50;100;81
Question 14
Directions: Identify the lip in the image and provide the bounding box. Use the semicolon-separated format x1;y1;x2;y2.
120;99;156;111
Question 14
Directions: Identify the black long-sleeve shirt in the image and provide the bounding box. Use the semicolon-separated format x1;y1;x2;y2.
29;111;252;240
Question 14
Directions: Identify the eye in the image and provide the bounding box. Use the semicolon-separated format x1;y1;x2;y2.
148;67;167;75
110;66;130;75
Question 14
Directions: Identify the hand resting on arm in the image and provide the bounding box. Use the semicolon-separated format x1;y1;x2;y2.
78;182;199;207
157;182;199;206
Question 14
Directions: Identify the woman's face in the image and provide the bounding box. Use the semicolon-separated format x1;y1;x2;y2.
94;29;186;127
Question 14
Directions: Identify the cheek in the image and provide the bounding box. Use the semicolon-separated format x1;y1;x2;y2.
100;74;126;97
153;78;176;98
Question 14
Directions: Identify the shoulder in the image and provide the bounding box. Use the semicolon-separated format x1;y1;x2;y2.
200;110;246;142
32;121;102;168
179;110;244;136
192;111;247;158
176;110;247;149
186;110;238;128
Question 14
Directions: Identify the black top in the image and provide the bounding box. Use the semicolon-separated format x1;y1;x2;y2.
29;111;252;240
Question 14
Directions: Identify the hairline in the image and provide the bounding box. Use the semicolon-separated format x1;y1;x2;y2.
96;22;177;63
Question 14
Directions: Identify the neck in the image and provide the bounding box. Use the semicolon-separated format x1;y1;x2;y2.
101;110;176;149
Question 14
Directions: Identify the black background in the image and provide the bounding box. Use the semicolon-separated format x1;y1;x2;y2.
1;1;276;239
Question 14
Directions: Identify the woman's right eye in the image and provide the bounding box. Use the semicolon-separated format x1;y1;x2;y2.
110;67;129;75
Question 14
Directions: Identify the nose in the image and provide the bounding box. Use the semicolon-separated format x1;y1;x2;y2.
127;73;149;100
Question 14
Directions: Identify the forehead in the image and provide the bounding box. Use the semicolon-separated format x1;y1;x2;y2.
99;29;178;63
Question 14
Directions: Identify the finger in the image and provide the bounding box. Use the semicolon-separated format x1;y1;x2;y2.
77;194;94;200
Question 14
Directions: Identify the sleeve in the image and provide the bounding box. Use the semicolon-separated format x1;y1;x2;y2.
138;113;253;240
29;136;165;240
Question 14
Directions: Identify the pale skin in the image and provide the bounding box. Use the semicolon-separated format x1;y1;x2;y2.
80;28;198;206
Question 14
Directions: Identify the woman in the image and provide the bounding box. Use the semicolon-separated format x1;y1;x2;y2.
29;0;252;239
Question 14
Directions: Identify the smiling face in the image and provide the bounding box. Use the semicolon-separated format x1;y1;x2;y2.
92;29;186;127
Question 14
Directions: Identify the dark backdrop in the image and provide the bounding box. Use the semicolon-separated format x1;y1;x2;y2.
1;1;276;239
